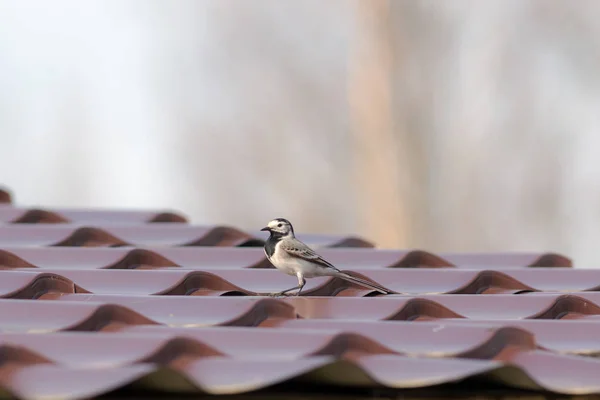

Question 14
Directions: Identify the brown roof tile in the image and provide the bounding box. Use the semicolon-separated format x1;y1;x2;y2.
5;269;600;298
0;186;595;399
0;224;373;248
0;326;531;362
0;247;572;272
0;207;188;224
26;293;600;322
0;188;11;204
2;364;157;400
6;353;600;398
0;224;257;247
437;252;572;268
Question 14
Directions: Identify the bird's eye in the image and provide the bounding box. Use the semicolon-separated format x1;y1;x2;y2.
277;223;282;228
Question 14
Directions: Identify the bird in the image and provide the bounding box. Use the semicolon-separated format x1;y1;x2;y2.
260;218;391;296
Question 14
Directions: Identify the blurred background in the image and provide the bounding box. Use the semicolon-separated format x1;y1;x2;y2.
0;0;597;265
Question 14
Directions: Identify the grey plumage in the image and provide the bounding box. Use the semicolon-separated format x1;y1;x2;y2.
260;218;391;296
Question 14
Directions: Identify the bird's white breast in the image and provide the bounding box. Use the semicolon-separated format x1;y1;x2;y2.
266;241;296;276
266;241;327;278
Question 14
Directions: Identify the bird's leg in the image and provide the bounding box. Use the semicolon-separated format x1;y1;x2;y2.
268;285;301;297
268;274;306;297
295;274;306;296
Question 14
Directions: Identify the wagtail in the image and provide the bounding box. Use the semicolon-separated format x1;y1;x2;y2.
260;218;390;296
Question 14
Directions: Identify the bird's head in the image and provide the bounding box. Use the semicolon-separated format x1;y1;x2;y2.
261;218;294;237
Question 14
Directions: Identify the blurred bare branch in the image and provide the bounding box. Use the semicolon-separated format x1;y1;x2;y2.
349;0;407;248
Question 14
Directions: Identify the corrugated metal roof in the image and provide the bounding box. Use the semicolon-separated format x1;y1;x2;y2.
0;186;597;399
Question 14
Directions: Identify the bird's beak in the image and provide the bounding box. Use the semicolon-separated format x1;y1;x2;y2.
260;226;270;232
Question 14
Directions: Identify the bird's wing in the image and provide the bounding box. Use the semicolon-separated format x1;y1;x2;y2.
280;239;341;272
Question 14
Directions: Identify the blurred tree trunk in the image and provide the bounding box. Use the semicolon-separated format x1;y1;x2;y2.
349;0;408;248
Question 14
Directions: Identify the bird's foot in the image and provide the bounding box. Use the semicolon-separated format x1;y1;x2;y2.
267;292;289;297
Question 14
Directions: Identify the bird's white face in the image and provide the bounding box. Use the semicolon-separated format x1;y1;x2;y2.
262;218;293;235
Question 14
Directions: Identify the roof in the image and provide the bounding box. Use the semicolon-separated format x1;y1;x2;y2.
0;186;598;400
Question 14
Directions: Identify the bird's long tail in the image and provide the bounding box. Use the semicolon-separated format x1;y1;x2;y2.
335;272;392;295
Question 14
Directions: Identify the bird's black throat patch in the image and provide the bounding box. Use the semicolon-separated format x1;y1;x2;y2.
264;232;284;258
